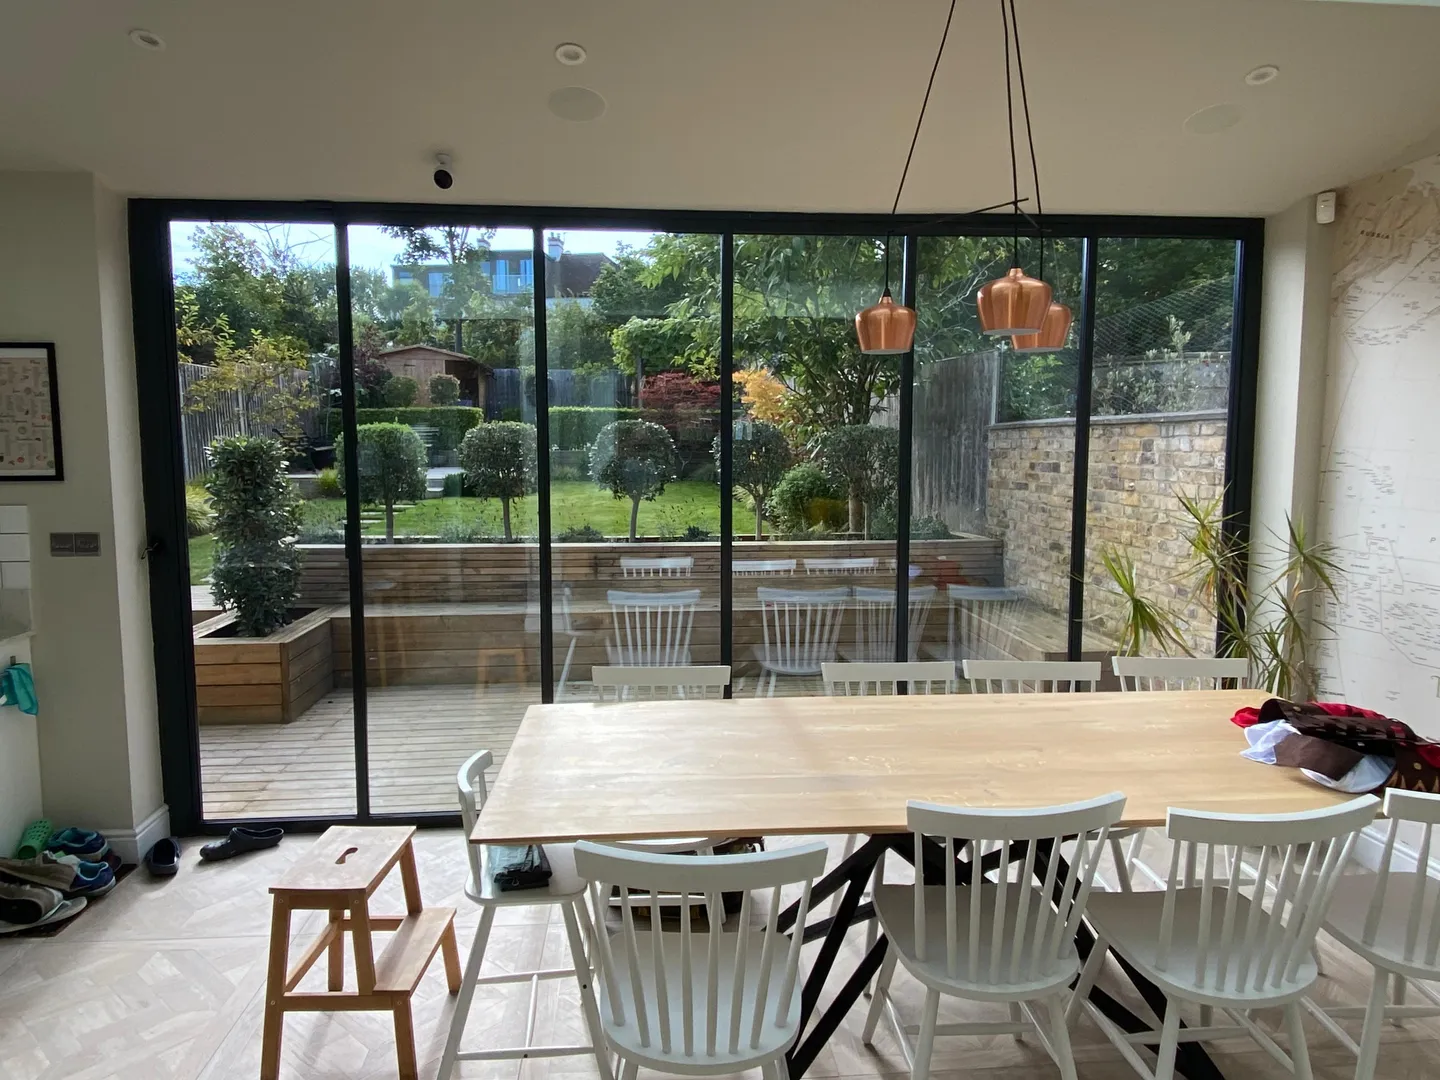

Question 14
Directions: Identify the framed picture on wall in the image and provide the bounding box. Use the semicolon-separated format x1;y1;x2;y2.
0;343;63;481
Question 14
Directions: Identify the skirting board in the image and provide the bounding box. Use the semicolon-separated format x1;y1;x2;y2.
102;803;170;865
1353;820;1438;876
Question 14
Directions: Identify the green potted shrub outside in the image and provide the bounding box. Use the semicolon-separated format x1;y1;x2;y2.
713;421;789;539
458;421;537;541
193;436;333;725
589;419;678;541
337;423;428;541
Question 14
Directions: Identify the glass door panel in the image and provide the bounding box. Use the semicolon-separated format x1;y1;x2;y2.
171;219;355;819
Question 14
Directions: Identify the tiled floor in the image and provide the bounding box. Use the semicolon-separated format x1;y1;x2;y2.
1;831;1438;1080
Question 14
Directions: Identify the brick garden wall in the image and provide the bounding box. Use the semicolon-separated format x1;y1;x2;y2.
986;411;1227;653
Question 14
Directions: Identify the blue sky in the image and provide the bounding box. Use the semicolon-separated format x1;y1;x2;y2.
169;222;652;277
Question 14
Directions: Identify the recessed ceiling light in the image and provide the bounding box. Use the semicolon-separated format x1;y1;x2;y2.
1183;102;1244;135
1245;64;1280;86
128;28;165;51
555;43;587;66
548;86;606;122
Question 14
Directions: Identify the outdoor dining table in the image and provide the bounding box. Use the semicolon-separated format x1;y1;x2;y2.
470;688;1348;1080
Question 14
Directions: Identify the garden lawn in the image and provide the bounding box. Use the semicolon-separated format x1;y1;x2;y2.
189;480;758;584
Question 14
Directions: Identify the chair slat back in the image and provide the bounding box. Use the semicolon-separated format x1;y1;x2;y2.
575;841;828;1058
593;665;732;701
822;660;956;696
456;749;495;894
733;559;796;576
621;556;695;579
756;587;849;672
1361;789;1440;969
849;585;937;662
1154;796;1378;993
804;557;880;575
947;585;1024;662
906;793;1126;986
607;588;700;666
1112;655;1251;692
963;659;1101;694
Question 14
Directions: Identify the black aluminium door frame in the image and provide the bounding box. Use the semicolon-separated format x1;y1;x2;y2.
129;198;1264;832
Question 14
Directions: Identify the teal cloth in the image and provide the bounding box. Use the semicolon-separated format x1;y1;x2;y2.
1;663;37;715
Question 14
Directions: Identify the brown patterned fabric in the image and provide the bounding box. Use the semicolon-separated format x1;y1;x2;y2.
1253;698;1440;794
1272;733;1365;780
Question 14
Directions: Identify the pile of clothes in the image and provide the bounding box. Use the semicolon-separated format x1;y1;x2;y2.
0;827;119;934
1235;699;1440;794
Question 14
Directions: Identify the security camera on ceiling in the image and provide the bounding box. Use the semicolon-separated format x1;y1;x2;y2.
433;153;453;190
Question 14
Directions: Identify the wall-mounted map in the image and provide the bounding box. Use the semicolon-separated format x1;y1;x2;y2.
0;344;62;480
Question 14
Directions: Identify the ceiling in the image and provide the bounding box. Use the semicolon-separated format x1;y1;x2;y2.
3;0;1440;218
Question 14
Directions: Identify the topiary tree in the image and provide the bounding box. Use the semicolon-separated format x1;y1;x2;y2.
205;436;303;637
336;423;427;541
767;463;846;534
458;421;537;541
712;421;790;538
589;419;678;541
428;372;460;406
816;425;900;537
382;375;419;407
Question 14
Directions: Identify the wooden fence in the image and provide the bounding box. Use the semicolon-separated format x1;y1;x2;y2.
178;362;329;481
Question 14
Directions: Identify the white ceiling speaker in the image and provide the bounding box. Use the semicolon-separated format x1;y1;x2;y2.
1183;102;1245;135
547;86;606;122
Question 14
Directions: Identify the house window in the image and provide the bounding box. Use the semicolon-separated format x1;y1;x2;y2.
395;268;413;285
428;270;450;297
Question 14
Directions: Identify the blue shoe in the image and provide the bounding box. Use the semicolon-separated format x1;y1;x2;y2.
50;854;116;898
44;828;109;860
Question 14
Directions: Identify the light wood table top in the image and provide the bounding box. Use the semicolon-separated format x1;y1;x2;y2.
471;689;1348;845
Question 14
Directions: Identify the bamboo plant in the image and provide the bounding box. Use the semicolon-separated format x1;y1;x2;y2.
1098;491;1342;699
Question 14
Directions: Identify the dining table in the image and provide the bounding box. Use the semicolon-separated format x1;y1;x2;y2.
470;688;1348;1080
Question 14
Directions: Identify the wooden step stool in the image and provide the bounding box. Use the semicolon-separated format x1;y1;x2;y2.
261;825;461;1080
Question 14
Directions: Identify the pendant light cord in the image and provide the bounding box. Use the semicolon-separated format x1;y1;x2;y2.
1001;0;1020;267
884;0;958;293
1009;0;1044;281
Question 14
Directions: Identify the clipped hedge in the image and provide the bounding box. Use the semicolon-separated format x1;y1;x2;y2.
549;406;643;451
327;407;484;453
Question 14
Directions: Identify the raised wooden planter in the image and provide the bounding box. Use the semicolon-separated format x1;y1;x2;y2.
193;607;337;725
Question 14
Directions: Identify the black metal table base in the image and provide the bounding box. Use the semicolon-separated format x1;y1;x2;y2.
777;834;1225;1080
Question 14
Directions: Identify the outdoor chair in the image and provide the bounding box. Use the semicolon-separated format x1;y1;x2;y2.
842;584;937;663
945;585;1025;662
606;588;700;667
752;586;849;696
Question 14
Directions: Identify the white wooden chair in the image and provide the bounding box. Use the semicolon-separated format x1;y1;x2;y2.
592;665;734;861
1110;656;1253;888
1075;795;1380;1080
439;750;612;1080
963;660;1101;694
753;586;849;696
843;585;938;663
734;559;797;576
863;792;1128;1080
573;839;829;1080
946;585;1025;661
804;557;880;575
1112;656;1251;692
607;588;699;667
526;581;590;701
620;556;694;578
593;664;731;701
1302;788;1440;1080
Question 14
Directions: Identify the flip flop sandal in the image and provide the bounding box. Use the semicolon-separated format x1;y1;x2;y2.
14;819;53;860
0;895;87;934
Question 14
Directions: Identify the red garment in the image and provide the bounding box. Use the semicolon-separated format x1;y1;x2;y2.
1230;699;1386;728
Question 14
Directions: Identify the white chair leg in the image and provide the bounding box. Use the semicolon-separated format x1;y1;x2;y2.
1009;1001;1024;1040
1046;993;1079;1080
862;950;898;1044
1067;940;1108;1024
1393;972;1408;1023
1284;1001;1313;1080
438;905;495;1080
755;671;766;698
912;988;941;1080
1154;1000;1182;1080
620;1059;639;1080
562;900;614;1080
556;636;577;701
1355;966;1389;1080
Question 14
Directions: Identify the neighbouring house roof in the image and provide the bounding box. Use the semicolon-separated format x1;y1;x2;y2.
378;344;494;373
548;252;614;298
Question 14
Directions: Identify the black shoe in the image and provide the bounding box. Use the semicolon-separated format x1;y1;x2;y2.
144;837;181;877
198;827;284;862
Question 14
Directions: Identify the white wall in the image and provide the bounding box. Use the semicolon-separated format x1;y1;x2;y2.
1313;152;1440;734
0;172;163;854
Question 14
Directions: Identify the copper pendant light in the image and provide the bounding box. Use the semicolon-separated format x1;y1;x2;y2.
1010;300;1073;353
856;287;918;354
976;0;1057;337
854;0;957;355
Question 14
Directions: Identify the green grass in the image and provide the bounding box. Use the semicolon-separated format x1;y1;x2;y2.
189;481;757;584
